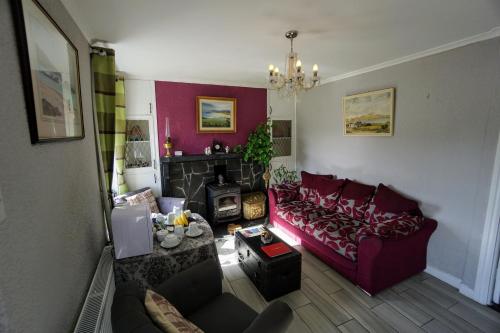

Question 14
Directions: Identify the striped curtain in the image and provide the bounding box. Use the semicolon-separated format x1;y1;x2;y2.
91;47;128;196
114;76;128;194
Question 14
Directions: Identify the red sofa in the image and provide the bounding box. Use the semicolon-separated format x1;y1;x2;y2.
269;172;437;295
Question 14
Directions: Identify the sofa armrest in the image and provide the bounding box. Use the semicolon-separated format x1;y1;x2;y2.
355;215;425;243
243;301;293;333
154;259;222;316
356;218;437;294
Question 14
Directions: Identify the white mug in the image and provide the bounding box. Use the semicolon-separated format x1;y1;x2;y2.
163;233;180;247
156;229;168;242
188;222;199;234
173;206;182;217
166;212;176;225
174;225;184;236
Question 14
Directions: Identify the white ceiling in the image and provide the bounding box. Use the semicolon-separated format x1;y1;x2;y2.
61;0;500;87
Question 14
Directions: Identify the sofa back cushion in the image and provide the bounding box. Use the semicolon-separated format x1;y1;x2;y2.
316;178;346;210
336;180;376;221
273;182;301;203
299;171;333;203
364;184;421;224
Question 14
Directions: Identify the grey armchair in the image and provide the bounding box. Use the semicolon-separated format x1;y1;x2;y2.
112;259;293;333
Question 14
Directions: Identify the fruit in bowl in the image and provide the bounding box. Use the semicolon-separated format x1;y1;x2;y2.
261;230;273;244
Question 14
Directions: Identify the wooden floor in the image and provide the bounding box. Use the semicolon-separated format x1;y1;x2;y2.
218;241;500;333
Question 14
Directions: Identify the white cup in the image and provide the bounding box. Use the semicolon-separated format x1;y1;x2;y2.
166;212;176;225
188;222;199;234
184;210;192;218
163;233;180;247
173;206;182;217
174;225;184;237
156;229;168;242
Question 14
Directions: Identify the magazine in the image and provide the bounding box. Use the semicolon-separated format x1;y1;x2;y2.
239;225;265;238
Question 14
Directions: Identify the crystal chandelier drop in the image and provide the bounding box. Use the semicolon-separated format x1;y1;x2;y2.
267;30;320;97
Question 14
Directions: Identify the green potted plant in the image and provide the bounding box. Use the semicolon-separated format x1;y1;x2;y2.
272;164;298;185
243;118;274;188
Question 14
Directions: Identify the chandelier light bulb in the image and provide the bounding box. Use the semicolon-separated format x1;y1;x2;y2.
312;64;319;72
268;64;274;71
274;67;279;74
296;59;302;68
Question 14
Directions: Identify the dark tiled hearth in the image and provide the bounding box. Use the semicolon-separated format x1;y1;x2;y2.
161;153;265;218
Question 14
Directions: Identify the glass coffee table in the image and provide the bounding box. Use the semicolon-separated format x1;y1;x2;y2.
235;225;301;301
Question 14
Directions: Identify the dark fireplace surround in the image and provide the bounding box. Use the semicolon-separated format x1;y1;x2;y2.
161;153;265;219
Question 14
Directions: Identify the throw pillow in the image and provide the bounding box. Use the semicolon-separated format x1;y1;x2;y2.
299;171;334;202
126;189;160;214
273;182;300;203
144;289;204;333
364;184;421;224
355;214;424;243
336;180;376;221
315;178;346;210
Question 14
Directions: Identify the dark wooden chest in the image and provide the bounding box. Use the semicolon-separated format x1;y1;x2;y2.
235;229;301;301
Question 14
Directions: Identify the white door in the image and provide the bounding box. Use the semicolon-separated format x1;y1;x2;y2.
268;90;296;185
124;80;161;196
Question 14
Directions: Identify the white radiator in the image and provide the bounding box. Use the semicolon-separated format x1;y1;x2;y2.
74;245;115;333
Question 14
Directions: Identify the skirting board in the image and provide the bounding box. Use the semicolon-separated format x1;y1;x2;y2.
425;265;483;303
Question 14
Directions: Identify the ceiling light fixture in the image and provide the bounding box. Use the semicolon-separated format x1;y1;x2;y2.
267;30;320;97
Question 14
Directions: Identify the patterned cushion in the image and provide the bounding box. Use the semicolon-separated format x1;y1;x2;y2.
126;189;160;213
363;201;402;224
276;201;330;231
356;214;424;243
144;289;204;333
315;178;346;210
336;181;375;221
272;182;300;203
299;171;333;202
305;212;362;261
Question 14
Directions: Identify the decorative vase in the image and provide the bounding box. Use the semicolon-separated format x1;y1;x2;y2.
164;137;173;157
263;166;271;189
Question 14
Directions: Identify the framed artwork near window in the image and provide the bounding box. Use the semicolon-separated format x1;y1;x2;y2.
343;88;395;136
196;96;237;133
11;0;84;143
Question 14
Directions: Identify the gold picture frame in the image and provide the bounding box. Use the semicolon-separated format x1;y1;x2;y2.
343;88;395;136
196;96;237;133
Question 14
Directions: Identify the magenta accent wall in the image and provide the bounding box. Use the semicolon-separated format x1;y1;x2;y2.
155;81;267;156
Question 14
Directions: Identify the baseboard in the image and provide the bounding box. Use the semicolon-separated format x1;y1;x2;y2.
459;283;477;300
424;265;462;288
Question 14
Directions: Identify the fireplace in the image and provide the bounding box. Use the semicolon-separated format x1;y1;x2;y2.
206;165;241;225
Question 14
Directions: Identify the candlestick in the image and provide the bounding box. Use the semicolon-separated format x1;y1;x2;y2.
165;117;170;138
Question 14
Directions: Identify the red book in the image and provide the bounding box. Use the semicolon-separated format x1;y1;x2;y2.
261;242;291;258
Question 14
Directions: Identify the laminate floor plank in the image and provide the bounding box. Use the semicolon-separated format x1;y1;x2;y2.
324;269;383;309
448;302;500;333
372;303;424;333
278;289;311;310
378;289;433;326
296;246;331;272
405;279;458;309
400;289;481;333
286;310;313;333
330;290;396;333
392;279;412;294
421;319;455;333
302;259;342;294
301;278;352;325
221;263;247;281
230;277;268;312
222;277;235;295
296;304;341;333
338;320;369;333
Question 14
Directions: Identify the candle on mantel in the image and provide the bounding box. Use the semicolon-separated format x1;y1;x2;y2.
165;117;171;138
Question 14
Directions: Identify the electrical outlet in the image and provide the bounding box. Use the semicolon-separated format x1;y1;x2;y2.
0;187;5;223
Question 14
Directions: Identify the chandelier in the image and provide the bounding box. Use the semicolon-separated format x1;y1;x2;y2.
267;30;320;97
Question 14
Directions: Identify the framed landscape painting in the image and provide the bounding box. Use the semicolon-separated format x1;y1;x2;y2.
11;0;84;143
196;96;237;133
343;88;394;136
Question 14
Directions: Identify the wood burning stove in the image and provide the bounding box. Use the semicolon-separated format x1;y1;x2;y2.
206;165;241;225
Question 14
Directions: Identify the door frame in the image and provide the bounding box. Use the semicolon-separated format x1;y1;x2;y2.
474;131;500;304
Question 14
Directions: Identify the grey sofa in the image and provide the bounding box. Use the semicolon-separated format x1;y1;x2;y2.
112;259;293;333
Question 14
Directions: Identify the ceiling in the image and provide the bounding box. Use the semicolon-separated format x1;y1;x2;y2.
61;0;500;87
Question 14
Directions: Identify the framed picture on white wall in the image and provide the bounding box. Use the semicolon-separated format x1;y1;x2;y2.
343;88;395;136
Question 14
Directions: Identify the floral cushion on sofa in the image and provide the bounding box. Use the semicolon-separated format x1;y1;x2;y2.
314;178;346;210
272;182;301;203
355;214;424;243
276;201;330;231
363;201;401;224
336;180;375;221
299;171;333;202
305;212;362;261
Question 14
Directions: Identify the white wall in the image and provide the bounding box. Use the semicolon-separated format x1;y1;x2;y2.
0;0;105;331
296;37;500;290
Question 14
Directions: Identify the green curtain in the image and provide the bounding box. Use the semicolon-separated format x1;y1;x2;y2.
114;77;129;194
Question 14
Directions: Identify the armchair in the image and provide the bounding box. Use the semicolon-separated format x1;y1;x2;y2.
112;259;293;333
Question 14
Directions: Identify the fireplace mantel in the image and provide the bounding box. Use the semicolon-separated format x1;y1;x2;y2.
160;153;264;218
